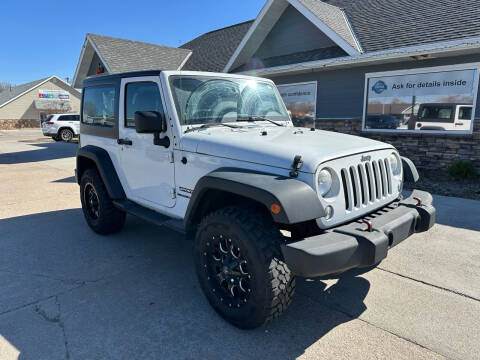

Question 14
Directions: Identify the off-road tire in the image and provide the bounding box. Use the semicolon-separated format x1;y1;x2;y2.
80;168;126;235
194;206;295;329
59;128;74;142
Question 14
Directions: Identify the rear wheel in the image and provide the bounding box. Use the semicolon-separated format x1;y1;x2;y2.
59;128;73;142
80;168;126;234
194;206;295;329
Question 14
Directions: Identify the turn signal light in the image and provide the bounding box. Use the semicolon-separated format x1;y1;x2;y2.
270;203;281;215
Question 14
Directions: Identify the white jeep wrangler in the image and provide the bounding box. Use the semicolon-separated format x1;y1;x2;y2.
76;70;436;329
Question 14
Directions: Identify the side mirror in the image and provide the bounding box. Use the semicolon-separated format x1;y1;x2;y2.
135;111;167;133
134;111;170;148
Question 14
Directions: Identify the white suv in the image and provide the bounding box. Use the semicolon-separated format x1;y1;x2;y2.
42;113;80;142
76;70;436;329
414;103;473;131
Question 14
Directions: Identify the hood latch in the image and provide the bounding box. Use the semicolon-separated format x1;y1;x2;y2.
290;155;303;178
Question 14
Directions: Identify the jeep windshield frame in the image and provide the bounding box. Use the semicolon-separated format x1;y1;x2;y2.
168;75;290;127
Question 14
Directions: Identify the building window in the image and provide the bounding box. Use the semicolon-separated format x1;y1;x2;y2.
276;82;317;128
363;63;479;134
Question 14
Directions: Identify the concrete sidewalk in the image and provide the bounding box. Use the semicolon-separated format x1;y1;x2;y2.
0;130;479;360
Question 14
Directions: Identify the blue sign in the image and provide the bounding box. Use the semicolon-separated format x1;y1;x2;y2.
372;80;387;94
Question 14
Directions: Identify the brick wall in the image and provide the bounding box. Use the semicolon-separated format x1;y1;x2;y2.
316;119;480;173
0;119;40;130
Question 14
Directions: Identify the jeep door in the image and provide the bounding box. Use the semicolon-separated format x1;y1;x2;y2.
117;77;175;208
454;105;473;131
416;104;454;131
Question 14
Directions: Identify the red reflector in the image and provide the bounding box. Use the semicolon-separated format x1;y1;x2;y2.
45;122;54;125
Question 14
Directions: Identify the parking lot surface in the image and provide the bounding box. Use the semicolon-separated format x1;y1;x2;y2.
0;129;479;360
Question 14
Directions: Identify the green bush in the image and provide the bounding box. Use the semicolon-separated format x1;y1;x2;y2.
447;160;478;180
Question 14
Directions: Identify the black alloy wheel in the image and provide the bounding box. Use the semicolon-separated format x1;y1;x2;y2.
195;206;295;329
204;234;252;309
83;183;100;220
80;168;126;234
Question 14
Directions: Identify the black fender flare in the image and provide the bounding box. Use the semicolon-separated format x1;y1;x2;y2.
76;145;126;200
401;157;419;183
184;168;325;228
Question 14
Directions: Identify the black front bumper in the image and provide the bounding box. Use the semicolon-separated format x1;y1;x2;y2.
281;190;436;277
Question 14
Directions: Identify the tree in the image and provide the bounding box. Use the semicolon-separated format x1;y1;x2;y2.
0;82;14;94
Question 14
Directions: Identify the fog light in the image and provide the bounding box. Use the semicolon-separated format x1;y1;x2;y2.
324;206;334;220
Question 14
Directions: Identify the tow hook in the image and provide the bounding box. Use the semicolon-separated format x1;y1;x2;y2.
362;219;374;232
413;197;423;207
289;155;303;178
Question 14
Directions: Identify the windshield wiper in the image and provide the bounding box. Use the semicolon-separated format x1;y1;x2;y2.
184;122;241;134
237;116;284;127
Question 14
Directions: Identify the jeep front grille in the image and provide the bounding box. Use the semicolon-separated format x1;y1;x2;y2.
340;158;393;211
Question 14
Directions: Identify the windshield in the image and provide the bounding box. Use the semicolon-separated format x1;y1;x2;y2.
169;76;289;126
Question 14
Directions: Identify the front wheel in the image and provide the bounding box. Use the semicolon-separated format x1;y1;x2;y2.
194;206;295;329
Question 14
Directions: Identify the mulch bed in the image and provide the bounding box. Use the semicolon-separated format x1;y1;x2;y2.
405;170;480;200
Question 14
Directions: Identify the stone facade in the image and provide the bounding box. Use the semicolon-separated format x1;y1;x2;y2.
316;119;480;173
0;119;40;130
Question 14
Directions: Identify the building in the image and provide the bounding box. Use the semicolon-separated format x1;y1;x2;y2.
72;34;192;88
0;76;81;130
72;0;480;172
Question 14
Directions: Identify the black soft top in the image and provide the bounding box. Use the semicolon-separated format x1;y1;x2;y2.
82;70;163;88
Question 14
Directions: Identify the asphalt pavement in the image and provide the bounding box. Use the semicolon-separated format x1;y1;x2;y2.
0;129;479;360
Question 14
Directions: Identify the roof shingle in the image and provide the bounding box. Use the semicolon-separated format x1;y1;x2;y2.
297;0;361;52
180;21;254;72
88;34;192;73
0;77;50;108
323;0;480;52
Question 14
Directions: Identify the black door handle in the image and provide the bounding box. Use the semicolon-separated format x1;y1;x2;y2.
117;138;133;146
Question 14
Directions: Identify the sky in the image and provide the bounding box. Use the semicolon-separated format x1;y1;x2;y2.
0;0;264;86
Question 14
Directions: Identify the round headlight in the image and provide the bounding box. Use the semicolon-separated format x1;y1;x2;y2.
389;153;400;174
318;168;333;196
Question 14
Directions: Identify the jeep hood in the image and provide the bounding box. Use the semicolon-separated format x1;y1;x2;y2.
180;126;394;174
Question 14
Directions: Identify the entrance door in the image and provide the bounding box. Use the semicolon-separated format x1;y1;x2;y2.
117;77;175;209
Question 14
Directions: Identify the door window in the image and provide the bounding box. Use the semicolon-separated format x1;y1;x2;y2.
125;82;164;128
419;105;454;122
458;107;472;120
